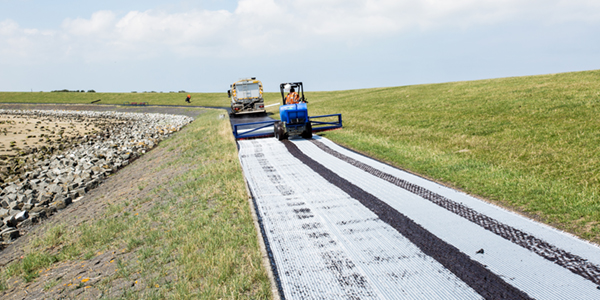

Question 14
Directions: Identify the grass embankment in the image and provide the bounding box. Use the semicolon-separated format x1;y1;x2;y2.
0;91;283;108
297;70;600;243
0;110;271;298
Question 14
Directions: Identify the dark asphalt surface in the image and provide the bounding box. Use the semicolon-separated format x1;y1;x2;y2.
228;111;276;125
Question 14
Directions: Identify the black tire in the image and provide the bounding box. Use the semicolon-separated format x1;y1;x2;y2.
274;121;280;139
275;122;287;141
301;122;312;139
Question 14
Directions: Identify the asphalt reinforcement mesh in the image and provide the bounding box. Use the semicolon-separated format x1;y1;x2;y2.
310;139;600;286
285;140;533;300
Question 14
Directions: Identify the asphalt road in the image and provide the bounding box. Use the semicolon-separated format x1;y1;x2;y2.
0;102;278;138
228;111;275;125
228;111;277;139
0;103;208;119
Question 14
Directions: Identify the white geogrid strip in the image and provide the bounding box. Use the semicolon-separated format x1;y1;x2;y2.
313;136;600;265
292;136;600;299
238;138;481;300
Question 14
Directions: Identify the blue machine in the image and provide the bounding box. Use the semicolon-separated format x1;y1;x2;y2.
275;102;312;140
232;81;342;140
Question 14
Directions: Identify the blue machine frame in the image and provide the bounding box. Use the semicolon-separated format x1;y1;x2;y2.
233;114;342;140
309;114;343;132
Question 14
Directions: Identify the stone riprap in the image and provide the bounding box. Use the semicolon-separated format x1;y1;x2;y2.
0;109;193;246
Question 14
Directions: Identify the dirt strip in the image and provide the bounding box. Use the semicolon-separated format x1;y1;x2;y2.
283;140;533;300
310;139;600;286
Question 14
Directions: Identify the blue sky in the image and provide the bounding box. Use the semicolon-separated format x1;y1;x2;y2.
1;0;599;92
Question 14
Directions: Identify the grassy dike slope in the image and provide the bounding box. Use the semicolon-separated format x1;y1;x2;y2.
302;70;600;243
0;110;271;298
0;91;284;108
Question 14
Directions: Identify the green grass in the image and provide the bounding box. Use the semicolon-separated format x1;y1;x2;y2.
0;110;271;298
5;252;59;282
301;70;600;243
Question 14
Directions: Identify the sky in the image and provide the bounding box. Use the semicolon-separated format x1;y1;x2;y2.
0;0;599;92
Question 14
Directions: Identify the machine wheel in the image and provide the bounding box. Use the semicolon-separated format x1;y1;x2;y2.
275;122;287;141
274;121;279;139
301;122;312;139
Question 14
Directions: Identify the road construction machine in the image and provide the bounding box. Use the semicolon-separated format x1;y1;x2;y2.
274;82;312;140
227;77;265;115
231;81;342;140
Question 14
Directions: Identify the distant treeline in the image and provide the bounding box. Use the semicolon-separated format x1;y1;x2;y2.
51;89;95;93
131;90;187;93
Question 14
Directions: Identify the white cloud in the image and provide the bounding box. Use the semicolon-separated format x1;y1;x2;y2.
0;19;57;64
1;0;599;63
114;10;233;45
0;19;19;36
62;11;117;37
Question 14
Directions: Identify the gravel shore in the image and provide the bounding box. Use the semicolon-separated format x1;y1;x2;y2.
0;109;194;247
